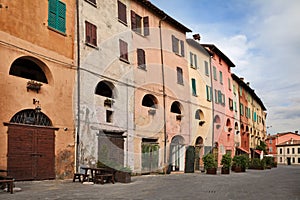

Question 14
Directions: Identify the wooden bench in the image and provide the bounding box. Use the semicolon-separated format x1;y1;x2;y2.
93;168;115;184
0;179;14;194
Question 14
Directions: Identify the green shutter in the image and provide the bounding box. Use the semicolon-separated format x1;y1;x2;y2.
48;0;66;33
57;1;66;33
219;71;223;84
206;85;211;101
194;54;197;68
218;90;222;103
190;52;193;67
48;0;57;29
192;79;196;96
205;61;209;76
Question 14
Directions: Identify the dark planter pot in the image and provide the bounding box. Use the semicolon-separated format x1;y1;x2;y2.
221;168;230;174
115;171;131;183
241;167;246;172
206;168;217;175
234;166;242;173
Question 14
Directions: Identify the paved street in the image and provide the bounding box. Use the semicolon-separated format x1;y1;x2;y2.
1;165;300;200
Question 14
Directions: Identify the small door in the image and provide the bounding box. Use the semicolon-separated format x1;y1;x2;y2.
142;143;159;173
287;157;291;165
185;146;195;173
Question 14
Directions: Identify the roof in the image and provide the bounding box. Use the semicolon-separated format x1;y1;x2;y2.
186;39;212;57
236;146;250;154
277;139;300;147
134;0;192;33
232;73;267;111
201;44;235;68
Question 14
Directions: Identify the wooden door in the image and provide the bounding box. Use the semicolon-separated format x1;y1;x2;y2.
7;125;55;180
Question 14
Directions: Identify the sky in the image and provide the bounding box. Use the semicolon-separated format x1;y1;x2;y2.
151;0;300;135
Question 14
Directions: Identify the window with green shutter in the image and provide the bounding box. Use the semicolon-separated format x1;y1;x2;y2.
206;85;212;101
48;0;66;33
219;71;223;84
213;66;217;80
191;78;197;96
204;61;209;76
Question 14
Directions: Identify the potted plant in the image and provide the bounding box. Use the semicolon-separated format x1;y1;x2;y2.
27;80;42;93
221;153;232;174
202;153;217;174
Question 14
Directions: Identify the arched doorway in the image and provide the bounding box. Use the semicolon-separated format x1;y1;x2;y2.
4;109;58;180
170;135;185;171
194;136;204;171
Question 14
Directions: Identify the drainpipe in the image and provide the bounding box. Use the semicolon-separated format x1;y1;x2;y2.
75;0;81;173
208;54;215;152
159;16;167;166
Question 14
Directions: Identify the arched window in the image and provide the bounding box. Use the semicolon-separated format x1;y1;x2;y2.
226;118;231;127
10;109;52;126
214;115;221;129
170;101;181;114
95;81;115;98
142;94;158;108
195;109;204;120
9;57;48;83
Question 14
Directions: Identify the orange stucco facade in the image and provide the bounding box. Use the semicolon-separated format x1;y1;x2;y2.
0;0;76;179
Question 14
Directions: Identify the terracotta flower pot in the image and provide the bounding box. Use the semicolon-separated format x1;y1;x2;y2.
206;168;217;175
221;167;230;174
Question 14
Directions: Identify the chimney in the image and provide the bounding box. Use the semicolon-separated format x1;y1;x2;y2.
295;130;298;134
193;34;201;41
240;77;244;81
291;138;294;144
246;82;250;86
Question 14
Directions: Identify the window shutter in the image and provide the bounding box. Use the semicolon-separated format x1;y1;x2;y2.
143;16;149;36
131;10;136;31
190;52;193;67
137;49;145;68
219;71;223;84
118;1;127;24
177;67;183;84
206;85;211;101
194;54;197;68
205;61;209;76
48;0;57;29
214;90;218;103
218;90;222;103
119;39;128;61
191;79;196;96
91;24;97;46
85;21;91;43
57;1;66;33
180;40;185;57
172;35;177;53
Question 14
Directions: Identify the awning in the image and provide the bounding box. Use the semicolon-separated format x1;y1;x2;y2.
254;149;262;155
236;147;250;154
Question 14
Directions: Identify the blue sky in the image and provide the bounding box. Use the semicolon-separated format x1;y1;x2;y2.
151;0;300;134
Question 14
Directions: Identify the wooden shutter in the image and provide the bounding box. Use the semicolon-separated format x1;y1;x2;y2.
48;0;57;29
131;10;136;31
172;35;178;53
190;52;193;67
137;49;145;68
177;67;183;84
119;39;128;61
118;1;127;24
194;54;197;68
205;61;209;75
218;90;222;104
85;21;91;44
91;24;97;46
143;16;149;36
191;79;196;96
57;1;66;33
180;40;185;57
206;85;212;101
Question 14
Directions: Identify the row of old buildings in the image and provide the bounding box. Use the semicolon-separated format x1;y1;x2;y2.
0;0;267;180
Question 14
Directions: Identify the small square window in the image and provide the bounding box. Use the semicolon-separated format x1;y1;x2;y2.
118;1;127;25
177;67;183;85
106;110;113;123
85;21;97;47
119;39;128;62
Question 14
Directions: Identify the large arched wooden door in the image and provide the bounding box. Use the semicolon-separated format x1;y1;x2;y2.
5;109;57;180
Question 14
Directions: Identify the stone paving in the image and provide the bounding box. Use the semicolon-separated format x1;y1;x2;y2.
1;165;300;200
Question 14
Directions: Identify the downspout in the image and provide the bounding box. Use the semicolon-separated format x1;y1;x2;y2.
209;55;215;152
159;16;167;166
75;0;81;173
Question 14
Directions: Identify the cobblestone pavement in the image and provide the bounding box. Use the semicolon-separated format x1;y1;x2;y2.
1;165;300;200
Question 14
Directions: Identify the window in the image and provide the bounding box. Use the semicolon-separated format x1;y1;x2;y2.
172;35;184;57
240;103;244;116
298;148;300;154
269;139;272;144
292;157;295;163
269;147;273;153
177;67;183;85
48;0;66;33
106;110;113;123
137;49;146;69
213;66;217;80
170;101;181;114
228;78;231;90
280;157;282;162
195;109;203;120
239;86;243;96
131;11;149;36
279;148;282;154
206;85;212;101
95;81;114;98
142;94;157;108
253;112;257;122
298;158;300;163
229;98;233;110
233;85;236;95
85;21;97;46
191;78;197;96
219;71;223;84
204;61;209;76
119;39;128;62
292;148;295;154
234;101;237;112
287;148;290;154
118;1;127;24
190;52;197;68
